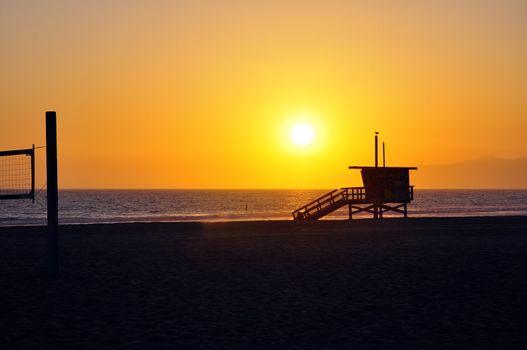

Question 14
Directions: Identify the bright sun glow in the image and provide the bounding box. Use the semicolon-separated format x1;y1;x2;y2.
291;123;315;146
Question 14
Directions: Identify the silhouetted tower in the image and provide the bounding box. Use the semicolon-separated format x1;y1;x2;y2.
292;132;417;220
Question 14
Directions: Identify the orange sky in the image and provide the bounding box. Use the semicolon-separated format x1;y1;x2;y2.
1;0;526;189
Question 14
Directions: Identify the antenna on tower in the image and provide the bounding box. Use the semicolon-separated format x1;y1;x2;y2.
383;142;386;167
374;131;379;167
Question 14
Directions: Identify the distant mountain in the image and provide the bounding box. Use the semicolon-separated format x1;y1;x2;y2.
413;157;527;189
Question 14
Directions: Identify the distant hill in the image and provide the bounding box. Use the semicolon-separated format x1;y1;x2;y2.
413;157;527;189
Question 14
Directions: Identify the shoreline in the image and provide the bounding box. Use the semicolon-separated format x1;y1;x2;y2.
2;214;527;232
0;215;527;231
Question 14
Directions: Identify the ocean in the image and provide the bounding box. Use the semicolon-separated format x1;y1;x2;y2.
1;189;527;226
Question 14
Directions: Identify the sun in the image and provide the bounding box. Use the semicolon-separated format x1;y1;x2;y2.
291;123;315;146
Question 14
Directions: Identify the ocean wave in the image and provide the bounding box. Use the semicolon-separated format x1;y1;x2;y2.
1;189;527;226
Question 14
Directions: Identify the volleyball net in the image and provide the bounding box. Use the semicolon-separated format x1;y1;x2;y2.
0;147;35;200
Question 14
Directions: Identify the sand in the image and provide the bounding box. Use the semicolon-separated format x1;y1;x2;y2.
1;216;527;349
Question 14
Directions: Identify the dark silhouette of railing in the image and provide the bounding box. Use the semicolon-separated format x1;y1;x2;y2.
292;186;414;220
292;187;364;220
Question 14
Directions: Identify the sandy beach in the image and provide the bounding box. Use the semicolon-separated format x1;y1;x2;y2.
1;216;527;349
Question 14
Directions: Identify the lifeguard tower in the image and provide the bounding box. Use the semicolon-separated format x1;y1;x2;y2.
292;133;417;220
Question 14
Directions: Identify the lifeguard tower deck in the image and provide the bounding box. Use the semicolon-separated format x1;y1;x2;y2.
292;134;417;220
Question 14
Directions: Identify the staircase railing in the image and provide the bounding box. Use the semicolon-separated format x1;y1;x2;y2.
292;189;340;220
340;187;367;201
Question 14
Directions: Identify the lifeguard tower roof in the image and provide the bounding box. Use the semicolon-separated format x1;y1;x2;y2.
349;166;417;170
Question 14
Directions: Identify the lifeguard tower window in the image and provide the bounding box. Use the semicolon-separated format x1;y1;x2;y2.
355;167;417;203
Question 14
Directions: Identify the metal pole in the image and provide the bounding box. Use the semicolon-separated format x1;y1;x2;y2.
31;144;35;203
46;111;58;275
374;132;379;218
381;141;385;219
383;142;385;167
375;133;378;168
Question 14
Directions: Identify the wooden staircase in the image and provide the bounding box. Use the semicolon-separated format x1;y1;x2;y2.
292;187;367;220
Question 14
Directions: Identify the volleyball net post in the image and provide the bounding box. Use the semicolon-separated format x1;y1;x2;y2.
0;111;59;275
46;111;59;275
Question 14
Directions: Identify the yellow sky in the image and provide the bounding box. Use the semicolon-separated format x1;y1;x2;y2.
1;0;526;188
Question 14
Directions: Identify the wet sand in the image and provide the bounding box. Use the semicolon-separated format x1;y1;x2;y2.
1;216;527;349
